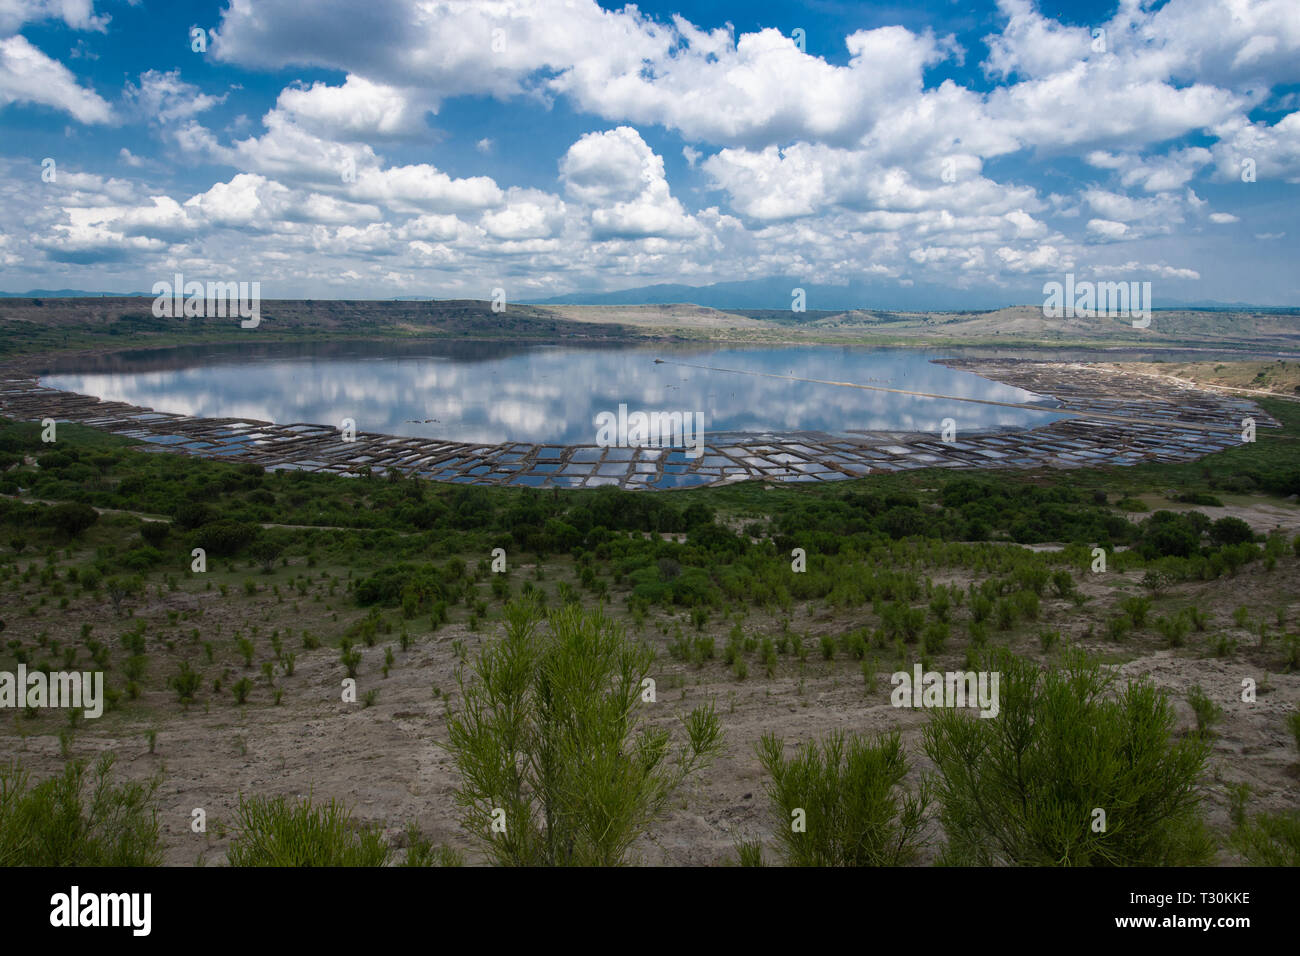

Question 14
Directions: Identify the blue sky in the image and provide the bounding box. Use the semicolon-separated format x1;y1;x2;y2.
0;0;1297;305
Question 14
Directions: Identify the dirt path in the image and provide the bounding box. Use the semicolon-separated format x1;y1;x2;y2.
1119;365;1300;403
2;494;419;535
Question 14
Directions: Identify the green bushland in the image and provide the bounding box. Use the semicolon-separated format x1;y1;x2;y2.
446;601;723;866
923;647;1214;866
0;754;162;866
2;413;1291;625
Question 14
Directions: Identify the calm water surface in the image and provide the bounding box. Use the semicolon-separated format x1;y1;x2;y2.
40;341;1066;445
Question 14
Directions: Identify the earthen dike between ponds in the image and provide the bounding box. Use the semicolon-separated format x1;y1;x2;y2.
0;347;1279;490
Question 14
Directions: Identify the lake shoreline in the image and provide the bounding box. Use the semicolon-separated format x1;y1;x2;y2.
1;346;1276;489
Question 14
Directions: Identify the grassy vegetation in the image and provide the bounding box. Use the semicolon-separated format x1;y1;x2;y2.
225;793;389;866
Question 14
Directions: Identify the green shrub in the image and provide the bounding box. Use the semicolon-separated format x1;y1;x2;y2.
1187;685;1223;738
994;598;1015;631
139;520;169;547
756;730;928;867
1155;613;1190;648
1281;636;1300;673
45;502;99;538
1210;516;1255;547
734;840;765;867
104;575;143;616
1011;589;1039;621
923;647;1213;866
1120;595;1152;629
445;602;723;866
169;661;202;704
691;635;715;665
251;539;283;574
226;793;389;866
401;823;464;867
1231;810;1300;866
0;755;161;866
861;656;877;691
173;501;216;530
1211;634;1237;658
340;643;362;678
120;546;163;571
191;521;259;557
1141;569;1175;596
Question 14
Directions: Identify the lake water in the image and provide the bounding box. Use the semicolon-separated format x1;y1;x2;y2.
39;341;1065;445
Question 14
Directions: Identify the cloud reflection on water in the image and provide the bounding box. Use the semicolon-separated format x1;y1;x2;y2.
42;344;1064;445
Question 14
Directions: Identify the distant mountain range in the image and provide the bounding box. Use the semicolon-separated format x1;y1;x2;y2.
523;277;1025;311
0;283;1290;311
524;278;1292;311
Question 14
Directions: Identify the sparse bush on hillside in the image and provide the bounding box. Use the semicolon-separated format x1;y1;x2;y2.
756;730;928;867
923;647;1214;866
1119;595;1152;628
169;660;202;705
1187;685;1223;738
105;574;143;616
446;602;723;866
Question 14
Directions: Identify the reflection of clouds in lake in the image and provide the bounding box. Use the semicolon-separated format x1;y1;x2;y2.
43;345;1063;444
